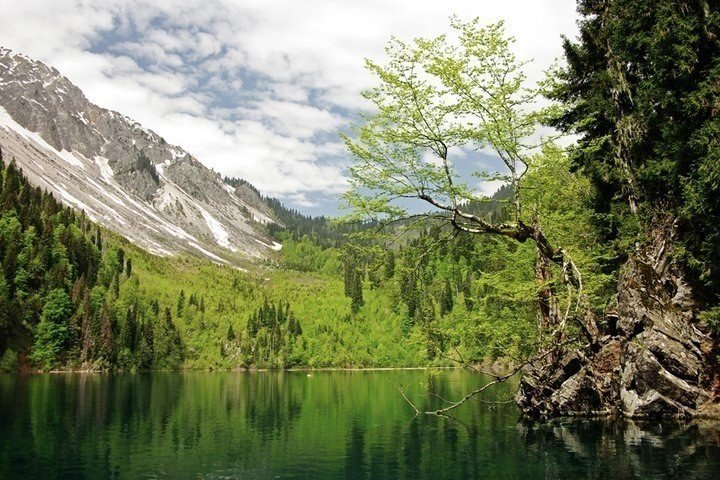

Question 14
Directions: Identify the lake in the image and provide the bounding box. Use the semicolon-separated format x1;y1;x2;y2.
0;370;719;479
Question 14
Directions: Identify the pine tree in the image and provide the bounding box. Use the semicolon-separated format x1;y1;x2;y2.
99;302;114;365
350;269;363;314
400;269;419;321
440;279;453;316
227;324;236;341
0;275;12;354
116;248;124;273
119;307;137;353
549;0;720;301
137;319;154;370
154;307;183;369
150;298;159;316
288;312;302;337
79;290;92;362
344;255;364;314
177;290;185;318
110;273;119;299
461;271;474;312
247;312;258;336
384;250;395;280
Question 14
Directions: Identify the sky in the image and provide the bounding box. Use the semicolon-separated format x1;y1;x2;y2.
0;0;579;215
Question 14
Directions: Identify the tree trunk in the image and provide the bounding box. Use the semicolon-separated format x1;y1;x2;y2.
535;246;559;331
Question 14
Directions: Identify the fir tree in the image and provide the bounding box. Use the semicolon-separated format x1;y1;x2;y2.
384;250;395;280
227;324;236;341
549;0;720;302
177;289;185;318
99;302;114;364
440;279;454;316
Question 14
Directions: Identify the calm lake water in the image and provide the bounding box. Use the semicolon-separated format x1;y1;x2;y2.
0;370;719;479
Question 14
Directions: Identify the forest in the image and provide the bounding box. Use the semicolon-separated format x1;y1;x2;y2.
0;1;717;420
0;148;540;372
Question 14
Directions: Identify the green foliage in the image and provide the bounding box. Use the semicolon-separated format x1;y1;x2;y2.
698;307;720;336
0;157;184;371
342;17;547;226
521;144;616;308
238;299;304;368
343;252;364;314
549;0;720;303
29;289;73;369
276;234;341;274
4;6;718;379
153;307;183;369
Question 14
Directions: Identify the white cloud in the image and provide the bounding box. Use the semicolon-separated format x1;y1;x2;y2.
1;0;579;212
477;180;508;197
249;100;343;139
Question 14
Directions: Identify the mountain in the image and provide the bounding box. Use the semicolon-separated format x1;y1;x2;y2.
0;47;280;264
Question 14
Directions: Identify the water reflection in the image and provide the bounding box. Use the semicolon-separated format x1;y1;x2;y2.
0;371;718;479
519;418;720;479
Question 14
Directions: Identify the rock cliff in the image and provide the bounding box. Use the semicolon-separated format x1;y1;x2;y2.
517;225;716;418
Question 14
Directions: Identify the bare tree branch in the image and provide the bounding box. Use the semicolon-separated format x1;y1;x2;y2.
423;339;576;416
399;385;420;415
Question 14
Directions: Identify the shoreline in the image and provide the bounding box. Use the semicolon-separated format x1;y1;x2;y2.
1;365;466;375
2;358;516;375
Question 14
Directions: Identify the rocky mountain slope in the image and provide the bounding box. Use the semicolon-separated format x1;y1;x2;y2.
0;47;280;264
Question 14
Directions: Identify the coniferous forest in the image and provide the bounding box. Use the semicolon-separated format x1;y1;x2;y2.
0;151;184;370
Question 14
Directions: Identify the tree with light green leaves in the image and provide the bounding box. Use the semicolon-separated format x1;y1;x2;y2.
343;17;599;359
29;288;73;369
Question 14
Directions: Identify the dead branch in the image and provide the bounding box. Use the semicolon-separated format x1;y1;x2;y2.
399;385;420;415
420;338;578;416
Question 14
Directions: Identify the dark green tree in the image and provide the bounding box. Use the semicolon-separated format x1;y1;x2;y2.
99;302;114;364
549;0;720;303
154;307;183;369
137;319;154;369
440;279;454;316
227;324;236;341
384;250;395;280
177;289;185;318
343;255;364;314
117;306;137;369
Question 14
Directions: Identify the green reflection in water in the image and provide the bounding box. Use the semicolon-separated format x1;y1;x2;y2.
0;370;719;479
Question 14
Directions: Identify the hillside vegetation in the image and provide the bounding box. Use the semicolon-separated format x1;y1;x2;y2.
0;143;595;372
0;151;433;371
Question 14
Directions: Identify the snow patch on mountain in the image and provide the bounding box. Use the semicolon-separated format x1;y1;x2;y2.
188;241;226;263
94;156;114;181
0;48;283;265
198;207;232;249
0;106;86;170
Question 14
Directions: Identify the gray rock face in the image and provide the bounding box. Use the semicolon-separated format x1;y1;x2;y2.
0;47;280;263
517;226;715;418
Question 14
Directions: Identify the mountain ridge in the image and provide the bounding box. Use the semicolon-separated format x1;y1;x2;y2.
0;46;280;265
